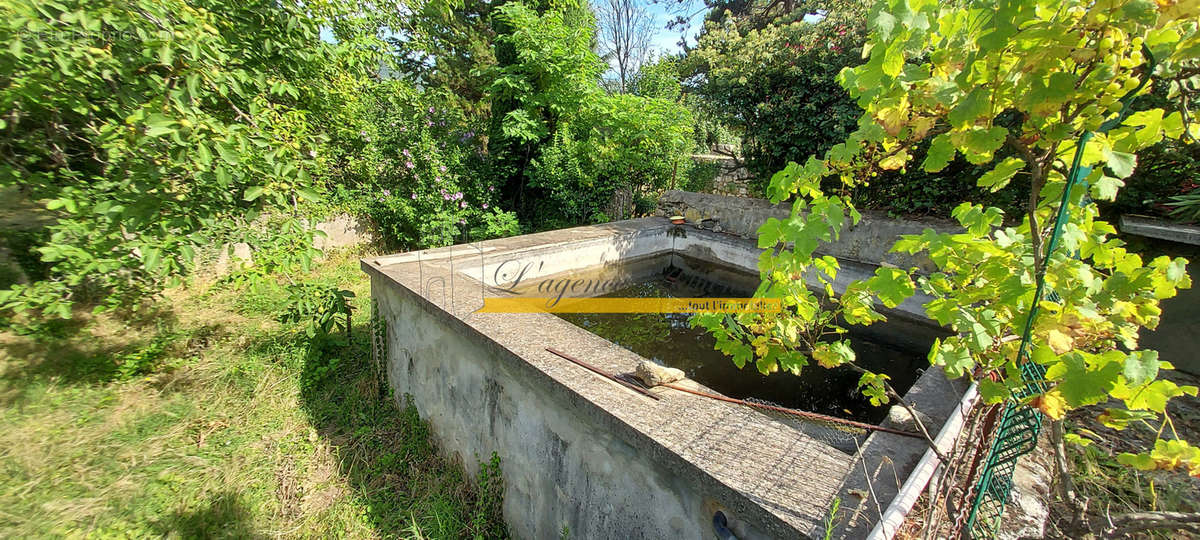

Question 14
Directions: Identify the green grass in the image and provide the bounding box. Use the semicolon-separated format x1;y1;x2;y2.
0;251;505;538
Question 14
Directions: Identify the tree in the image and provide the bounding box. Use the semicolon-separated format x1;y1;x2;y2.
0;0;427;327
688;0;868;177
596;0;657;93
528;93;695;224
694;0;1199;530
381;0;499;124
486;0;604;214
0;0;356;324
632;55;684;101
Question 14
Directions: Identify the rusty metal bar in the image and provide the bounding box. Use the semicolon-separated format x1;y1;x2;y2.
545;348;661;401
546;347;922;438
660;382;924;439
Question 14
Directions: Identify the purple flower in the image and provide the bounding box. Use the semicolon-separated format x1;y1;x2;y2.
402;149;411;158
411;192;418;200
439;165;447;173
382;189;391;196
458;219;466;225
488;186;495;192
460;200;467;209
405;161;415;169
428;106;435;114
454;192;463;200
425;120;433;127
482;203;489;209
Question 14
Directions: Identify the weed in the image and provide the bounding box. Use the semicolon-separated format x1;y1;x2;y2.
279;283;355;339
823;497;842;540
472;452;506;538
114;327;177;379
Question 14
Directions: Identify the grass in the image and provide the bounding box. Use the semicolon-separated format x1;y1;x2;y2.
1053;373;1200;537
0;249;505;538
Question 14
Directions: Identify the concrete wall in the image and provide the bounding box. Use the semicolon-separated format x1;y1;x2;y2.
1143;279;1200;375
658;190;960;273
365;218;967;539
313;213;376;251
371;272;776;539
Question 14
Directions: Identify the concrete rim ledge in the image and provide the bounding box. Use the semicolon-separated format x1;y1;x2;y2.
1119;214;1200;246
363;217;966;539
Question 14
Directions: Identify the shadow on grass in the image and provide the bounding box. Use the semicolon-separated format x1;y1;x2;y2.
0;305;227;406
152;490;257;539
290;322;507;538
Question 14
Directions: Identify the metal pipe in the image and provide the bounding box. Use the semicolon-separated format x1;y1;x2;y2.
545;348;660;401
713;511;738;540
660;382;923;439
867;382;980;540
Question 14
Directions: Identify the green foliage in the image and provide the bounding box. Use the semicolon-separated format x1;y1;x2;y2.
1166;184;1200;222
0;0;374;323
822;497;842;540
379;0;498;125
278;283;355;340
482;2;696;227
114;328;178;379
471;452;506;538
690;1;868;179
321;77;512;248
632;56;684;102
680;160;721;193
489;1;604;146
528;94;695;226
1105;81;1200;220
701;0;1200;476
485;0;611;216
470;209;523;240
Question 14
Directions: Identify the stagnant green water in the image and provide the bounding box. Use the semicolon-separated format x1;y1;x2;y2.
558;267;930;424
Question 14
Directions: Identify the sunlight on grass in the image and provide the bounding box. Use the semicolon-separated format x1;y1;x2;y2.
0;251;505;538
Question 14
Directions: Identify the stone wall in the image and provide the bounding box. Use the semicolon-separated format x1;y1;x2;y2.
211;213;375;275
691;154;754;197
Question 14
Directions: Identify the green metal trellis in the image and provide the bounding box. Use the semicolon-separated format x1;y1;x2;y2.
964;47;1155;537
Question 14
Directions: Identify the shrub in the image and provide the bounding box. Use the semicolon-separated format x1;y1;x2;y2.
632;56;683;102
278;283;355;340
527;94;695;227
322;79;510;248
691;4;868;179
0;0;373;322
680;159;722;193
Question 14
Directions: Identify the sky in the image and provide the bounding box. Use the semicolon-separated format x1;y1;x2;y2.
317;1;710;68
638;0;707;56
